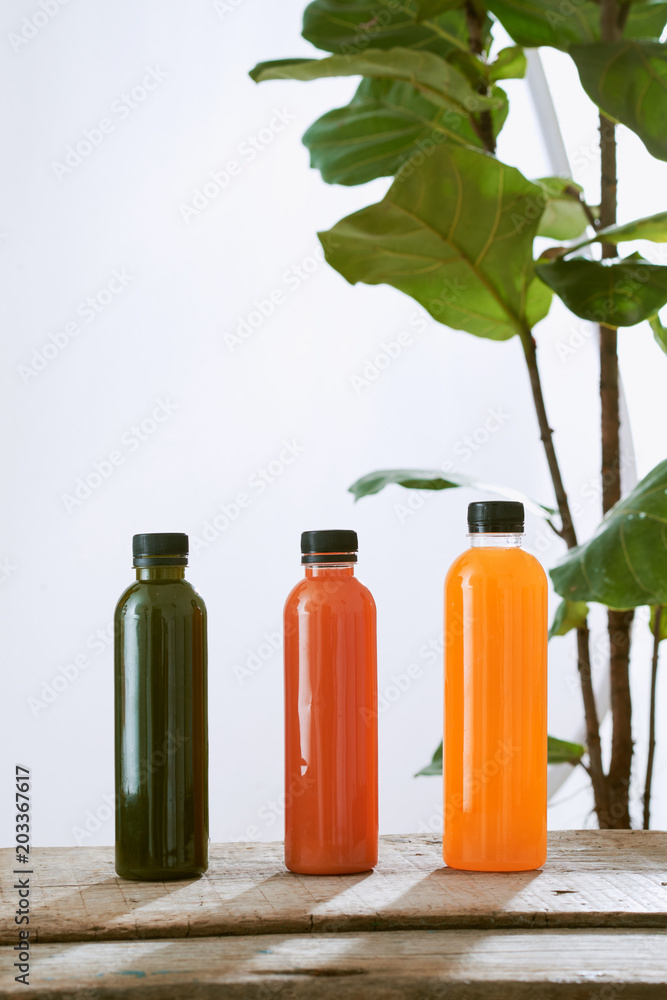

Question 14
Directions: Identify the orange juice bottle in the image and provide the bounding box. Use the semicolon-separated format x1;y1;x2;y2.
284;530;378;874
444;501;547;871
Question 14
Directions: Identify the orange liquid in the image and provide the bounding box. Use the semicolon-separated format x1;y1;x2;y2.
284;564;378;874
444;542;547;871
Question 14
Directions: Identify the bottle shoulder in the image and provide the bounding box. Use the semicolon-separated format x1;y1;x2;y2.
284;574;375;614
446;545;546;586
115;579;207;617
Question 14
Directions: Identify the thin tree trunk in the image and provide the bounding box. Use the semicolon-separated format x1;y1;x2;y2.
520;329;609;821
599;0;634;830
643;606;662;829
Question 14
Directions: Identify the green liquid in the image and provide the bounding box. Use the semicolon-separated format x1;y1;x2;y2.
114;566;208;880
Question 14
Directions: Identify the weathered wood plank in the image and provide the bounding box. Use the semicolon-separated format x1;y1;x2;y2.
2;929;666;998
1;832;665;945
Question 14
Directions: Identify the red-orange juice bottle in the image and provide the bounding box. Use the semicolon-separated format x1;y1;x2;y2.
284;530;378;874
444;501;547;871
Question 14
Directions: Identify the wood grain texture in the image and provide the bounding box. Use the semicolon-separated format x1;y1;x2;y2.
1;929;666;999
1;832;666;944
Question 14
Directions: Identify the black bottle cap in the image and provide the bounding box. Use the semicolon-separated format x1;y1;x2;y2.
132;533;189;567
301;529;358;564
467;501;524;533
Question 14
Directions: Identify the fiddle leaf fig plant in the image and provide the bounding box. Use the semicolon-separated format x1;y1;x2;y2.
251;0;667;829
534;255;667;327
551;459;667;608
349;468;555;517
301;78;509;184
320;144;552;339
570;42;667;160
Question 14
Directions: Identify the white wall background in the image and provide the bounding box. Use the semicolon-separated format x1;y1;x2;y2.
2;0;666;848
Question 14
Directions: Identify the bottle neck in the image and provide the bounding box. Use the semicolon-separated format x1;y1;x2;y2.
135;566;186;581
304;562;356;578
469;533;524;548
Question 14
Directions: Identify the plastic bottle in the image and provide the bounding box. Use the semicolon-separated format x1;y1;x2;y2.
114;533;208;880
444;501;547;871
284;529;378;874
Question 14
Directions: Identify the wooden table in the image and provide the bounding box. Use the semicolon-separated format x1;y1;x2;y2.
1;831;666;997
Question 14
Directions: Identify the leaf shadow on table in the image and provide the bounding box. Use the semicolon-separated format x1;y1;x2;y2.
351;866;546;932
25;866;377;943
202;868;377;935
28;875;204;942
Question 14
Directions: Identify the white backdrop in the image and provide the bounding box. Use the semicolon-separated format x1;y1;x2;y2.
2;0;666;848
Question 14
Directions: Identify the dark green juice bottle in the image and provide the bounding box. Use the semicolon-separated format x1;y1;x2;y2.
114;533;208;880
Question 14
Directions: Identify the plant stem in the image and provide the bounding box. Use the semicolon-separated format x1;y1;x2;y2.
519;328;609;821
519;331;576;547
576;623;610;821
599;0;633;830
643;606;662;829
464;0;496;154
576;194;599;231
606;608;634;827
598;112;620;500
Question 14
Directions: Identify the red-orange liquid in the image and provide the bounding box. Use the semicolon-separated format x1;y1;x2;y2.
444;542;547;871
284;564;378;874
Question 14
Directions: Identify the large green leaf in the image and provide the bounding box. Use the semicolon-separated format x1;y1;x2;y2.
649;315;667;355
488;45;527;82
302;0;474;56
303;77;509;185
536;178;591;241
570;210;667;252
649;604;667;641
571;43;667;161
319;144;553;340
547;736;586;766
535;255;667;327
551;459;667;608
548;599;589;639
416;736;585;775
415;741;442;776
250;49;502;116
414;0;465;20
488;0;667;52
624;0;667;42
349;468;556;517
